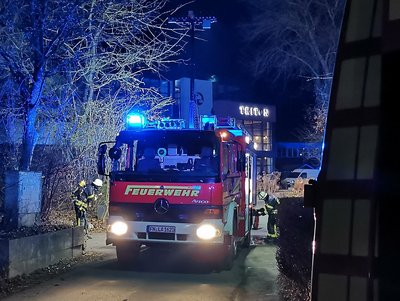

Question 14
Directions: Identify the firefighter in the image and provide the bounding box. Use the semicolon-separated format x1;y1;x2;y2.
72;179;103;237
72;180;86;227
264;193;280;240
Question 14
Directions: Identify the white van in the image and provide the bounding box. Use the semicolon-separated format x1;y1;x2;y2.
281;167;320;189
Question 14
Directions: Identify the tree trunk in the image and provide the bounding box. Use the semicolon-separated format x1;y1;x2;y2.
20;66;44;171
314;79;332;108
83;0;98;104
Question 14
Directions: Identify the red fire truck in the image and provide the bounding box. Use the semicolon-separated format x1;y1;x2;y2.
97;114;257;270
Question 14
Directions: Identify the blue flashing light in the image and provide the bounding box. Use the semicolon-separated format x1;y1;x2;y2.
200;115;217;130
201;115;217;125
126;113;146;129
228;129;243;137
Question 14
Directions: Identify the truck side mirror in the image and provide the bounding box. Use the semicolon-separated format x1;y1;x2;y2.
109;146;122;160
97;144;107;175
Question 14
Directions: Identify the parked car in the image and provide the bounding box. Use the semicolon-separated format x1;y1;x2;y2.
280;167;320;189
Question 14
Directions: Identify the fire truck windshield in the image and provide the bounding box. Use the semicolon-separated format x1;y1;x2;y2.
110;130;220;183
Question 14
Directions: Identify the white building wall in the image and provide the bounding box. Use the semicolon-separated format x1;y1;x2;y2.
175;77;213;125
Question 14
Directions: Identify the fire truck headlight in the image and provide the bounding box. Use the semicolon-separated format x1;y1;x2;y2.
196;224;219;240
110;221;128;236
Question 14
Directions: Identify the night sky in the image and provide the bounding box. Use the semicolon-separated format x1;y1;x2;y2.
165;0;313;141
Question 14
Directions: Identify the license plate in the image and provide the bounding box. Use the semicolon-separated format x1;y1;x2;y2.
147;225;176;233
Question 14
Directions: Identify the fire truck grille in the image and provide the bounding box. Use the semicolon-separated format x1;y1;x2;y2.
148;233;175;240
136;232;188;241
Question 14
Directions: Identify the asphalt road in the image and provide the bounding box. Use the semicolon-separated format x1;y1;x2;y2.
3;230;279;301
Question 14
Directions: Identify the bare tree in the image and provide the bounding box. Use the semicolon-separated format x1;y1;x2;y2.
0;0;85;170
240;0;345;141
0;0;186;171
62;0;187;158
0;0;184;170
0;0;188;221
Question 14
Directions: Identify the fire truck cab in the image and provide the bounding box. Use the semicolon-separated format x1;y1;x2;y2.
97;114;257;270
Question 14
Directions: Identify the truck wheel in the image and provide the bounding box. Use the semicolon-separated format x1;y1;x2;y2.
116;242;140;266
243;229;251;248
220;236;237;271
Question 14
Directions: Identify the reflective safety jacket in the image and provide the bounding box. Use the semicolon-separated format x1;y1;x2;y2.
74;199;88;212
264;194;280;215
72;184;96;204
83;185;96;202
72;183;93;211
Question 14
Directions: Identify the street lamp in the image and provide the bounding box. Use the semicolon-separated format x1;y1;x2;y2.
169;11;217;129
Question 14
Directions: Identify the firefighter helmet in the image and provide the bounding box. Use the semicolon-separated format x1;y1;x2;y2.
92;178;103;187
79;180;86;187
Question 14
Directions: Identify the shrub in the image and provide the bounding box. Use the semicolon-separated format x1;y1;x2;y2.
276;197;314;301
0;143;98;231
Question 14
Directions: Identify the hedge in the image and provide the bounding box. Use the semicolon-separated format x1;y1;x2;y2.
276;197;314;301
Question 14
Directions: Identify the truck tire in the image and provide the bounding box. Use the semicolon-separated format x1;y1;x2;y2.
219;235;237;271
243;214;252;248
116;242;140;266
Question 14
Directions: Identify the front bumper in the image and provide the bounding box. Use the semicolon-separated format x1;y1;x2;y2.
106;216;225;246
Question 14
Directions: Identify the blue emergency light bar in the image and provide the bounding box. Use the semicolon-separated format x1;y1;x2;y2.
126;112;146;129
201;115;217;126
228;129;243;137
157;119;185;129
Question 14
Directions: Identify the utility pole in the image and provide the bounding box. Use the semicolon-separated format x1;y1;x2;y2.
169;11;217;129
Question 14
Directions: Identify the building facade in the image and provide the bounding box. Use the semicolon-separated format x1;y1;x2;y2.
275;141;322;172
213;100;276;175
